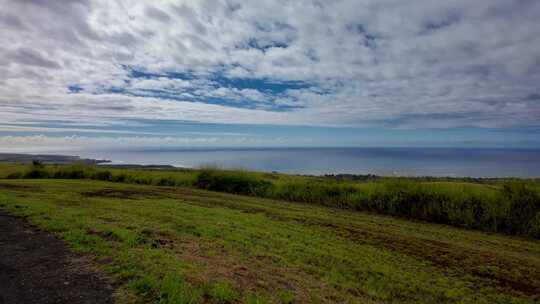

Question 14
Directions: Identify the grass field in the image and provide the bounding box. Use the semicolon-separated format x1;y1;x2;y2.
2;163;540;238
1;178;539;303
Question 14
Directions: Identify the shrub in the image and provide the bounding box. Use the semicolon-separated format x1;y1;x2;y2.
528;212;540;238
502;182;540;235
196;169;273;196
112;173;127;182
32;160;44;167
24;168;50;179
53;167;86;179
92;170;112;181
156;177;176;187
273;181;358;208
22;161;51;179
6;172;23;179
133;177;152;185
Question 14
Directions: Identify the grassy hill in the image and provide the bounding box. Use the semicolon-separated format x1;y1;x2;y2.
2;163;540;238
0;164;539;303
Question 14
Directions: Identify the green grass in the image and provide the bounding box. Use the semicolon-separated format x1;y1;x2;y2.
2;163;540;238
0;179;539;303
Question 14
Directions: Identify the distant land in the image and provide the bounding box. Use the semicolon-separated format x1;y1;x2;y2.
0;153;110;165
0;153;184;170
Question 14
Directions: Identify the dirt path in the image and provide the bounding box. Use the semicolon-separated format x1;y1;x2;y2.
0;210;114;304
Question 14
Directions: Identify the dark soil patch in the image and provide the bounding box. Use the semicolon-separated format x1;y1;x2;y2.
0;182;42;192
81;188;166;200
0;210;114;304
86;229;121;242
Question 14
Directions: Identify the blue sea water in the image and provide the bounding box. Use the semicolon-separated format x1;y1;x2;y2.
72;147;540;178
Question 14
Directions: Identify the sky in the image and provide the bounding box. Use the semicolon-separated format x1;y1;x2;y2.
1;0;540;152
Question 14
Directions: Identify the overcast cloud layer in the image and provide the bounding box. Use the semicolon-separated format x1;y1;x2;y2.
1;0;540;134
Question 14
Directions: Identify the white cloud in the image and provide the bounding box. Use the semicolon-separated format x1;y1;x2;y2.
0;134;283;153
0;0;539;129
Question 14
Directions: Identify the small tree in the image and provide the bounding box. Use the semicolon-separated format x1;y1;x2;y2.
32;160;44;167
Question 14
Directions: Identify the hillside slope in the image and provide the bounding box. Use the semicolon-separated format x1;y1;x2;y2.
1;179;539;303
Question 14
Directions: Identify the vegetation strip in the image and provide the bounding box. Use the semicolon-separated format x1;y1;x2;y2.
3;163;540;238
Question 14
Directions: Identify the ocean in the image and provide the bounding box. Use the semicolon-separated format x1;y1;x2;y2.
69;147;540;178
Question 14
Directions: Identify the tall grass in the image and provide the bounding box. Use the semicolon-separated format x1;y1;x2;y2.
5;163;196;186
3;163;540;238
196;168;272;196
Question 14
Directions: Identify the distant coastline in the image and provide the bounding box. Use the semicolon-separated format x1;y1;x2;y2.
0;153;110;165
0;153;183;170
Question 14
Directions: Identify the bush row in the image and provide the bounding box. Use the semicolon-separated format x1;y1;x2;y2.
195;169;272;196
6;165;190;187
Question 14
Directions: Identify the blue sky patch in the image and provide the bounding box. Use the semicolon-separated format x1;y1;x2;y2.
67;84;83;93
68;66;313;111
124;65;311;94
212;74;311;94
124;65;196;80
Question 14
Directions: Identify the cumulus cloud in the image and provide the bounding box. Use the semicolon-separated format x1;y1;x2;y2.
0;0;539;129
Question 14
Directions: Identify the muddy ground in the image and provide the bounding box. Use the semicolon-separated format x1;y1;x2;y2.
0;210;114;304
